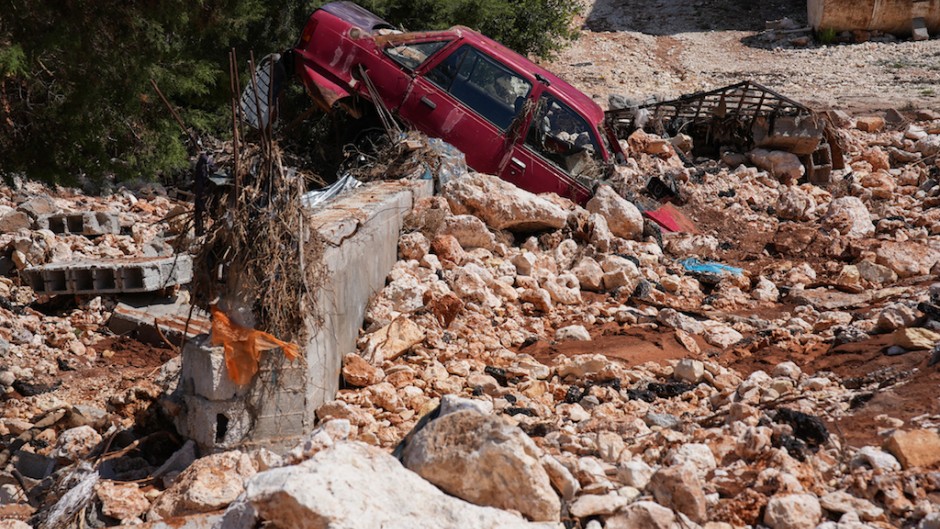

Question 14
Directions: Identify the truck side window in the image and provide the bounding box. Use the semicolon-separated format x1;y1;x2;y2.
425;45;531;131
525;94;603;179
385;41;450;71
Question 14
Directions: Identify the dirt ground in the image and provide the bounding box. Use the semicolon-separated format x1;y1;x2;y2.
545;0;940;112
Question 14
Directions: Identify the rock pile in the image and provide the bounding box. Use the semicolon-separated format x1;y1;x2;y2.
3;109;940;528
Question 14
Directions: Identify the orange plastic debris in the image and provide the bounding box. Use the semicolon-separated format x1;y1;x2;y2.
210;305;300;385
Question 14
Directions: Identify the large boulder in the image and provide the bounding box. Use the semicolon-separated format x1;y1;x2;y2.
442;172;567;232
586;185;643;240
148;451;256;520
399;410;560;522
228;441;553;529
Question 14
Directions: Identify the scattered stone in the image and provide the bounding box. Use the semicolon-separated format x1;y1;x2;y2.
555;325;591;342
607;500;701;529
342;353;384;387
884;429;940;469
856;116;885;133
763;494;822;529
673;359;704;384
649;465;707;523
819;491;883;521
95;480;150;522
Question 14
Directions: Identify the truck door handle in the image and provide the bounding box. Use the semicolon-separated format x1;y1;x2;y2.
420;96;436;109
510;157;526;169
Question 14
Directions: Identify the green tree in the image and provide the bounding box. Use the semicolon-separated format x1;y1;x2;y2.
367;0;581;58
0;0;309;183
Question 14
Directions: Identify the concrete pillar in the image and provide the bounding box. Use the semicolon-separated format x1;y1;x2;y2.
174;179;433;452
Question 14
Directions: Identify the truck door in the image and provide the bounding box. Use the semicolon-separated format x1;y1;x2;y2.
503;92;599;204
399;44;533;177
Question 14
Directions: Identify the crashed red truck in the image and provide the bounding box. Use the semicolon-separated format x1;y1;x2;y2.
261;1;624;204
258;1;837;207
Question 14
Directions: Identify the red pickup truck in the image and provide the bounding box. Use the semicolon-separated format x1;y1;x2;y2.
286;1;626;204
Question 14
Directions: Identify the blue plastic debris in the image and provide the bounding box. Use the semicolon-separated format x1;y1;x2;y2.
679;258;744;277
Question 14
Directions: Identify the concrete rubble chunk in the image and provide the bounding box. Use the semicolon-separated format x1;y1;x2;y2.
442;172;567;232
21;255;193;296
108;299;210;346
399;410;561;522
883;429;940;469
231;441;555;529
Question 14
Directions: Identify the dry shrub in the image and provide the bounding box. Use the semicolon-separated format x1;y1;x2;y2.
191;140;325;343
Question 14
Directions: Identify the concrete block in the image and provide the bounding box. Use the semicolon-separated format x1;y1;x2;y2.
180;334;307;401
302;180;433;424
180;335;245;401
37;211;120;236
179;395;252;450
20;255;192;296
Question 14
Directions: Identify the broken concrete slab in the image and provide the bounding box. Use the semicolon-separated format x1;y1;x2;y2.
21;255;192;296
107;298;210;346
36;211;120;236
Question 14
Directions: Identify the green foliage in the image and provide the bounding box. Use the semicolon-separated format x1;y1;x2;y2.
360;0;581;58
0;0;310;183
0;0;578;184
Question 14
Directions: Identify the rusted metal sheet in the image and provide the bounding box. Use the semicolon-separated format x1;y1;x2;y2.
606;81;839;184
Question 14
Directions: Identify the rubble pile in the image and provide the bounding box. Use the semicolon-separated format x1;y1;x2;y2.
2;108;940;528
